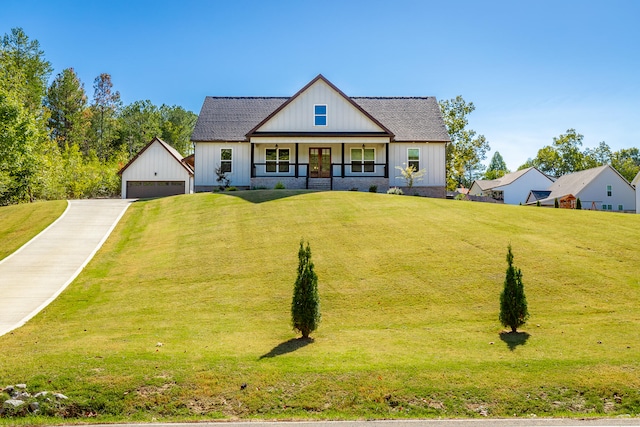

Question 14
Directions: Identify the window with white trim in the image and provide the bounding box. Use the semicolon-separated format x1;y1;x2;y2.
266;148;290;173
618;204;624;211
220;148;232;173
606;185;612;197
314;104;327;126
351;148;375;173
408;148;420;171
602;204;612;211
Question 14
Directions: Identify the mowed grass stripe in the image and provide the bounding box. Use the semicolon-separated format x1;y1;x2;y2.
1;191;639;421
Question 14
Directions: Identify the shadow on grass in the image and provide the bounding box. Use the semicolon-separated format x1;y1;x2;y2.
259;337;314;359
221;189;316;204
499;331;530;351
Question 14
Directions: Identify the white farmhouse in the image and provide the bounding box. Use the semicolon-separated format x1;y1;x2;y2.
190;74;451;195
468;167;554;205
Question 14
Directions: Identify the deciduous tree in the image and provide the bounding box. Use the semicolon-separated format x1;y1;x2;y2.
395;163;426;190
0;89;43;204
439;96;490;189
611;148;640;182
117;100;162;157
160;105;197;156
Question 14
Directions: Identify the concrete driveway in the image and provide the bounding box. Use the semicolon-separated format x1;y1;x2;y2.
0;199;133;336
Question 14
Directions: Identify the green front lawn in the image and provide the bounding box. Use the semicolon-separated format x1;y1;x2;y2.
0;200;67;260
1;191;639;423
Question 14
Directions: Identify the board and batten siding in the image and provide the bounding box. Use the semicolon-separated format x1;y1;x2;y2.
195;142;251;188
257;79;384;133
388;142;446;187
121;141;192;196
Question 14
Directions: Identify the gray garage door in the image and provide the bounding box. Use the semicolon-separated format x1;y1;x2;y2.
126;181;186;198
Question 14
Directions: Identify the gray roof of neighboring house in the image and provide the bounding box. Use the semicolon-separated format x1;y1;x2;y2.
472;180;494;191
191;96;451;143
545;165;609;200
471;167;551;191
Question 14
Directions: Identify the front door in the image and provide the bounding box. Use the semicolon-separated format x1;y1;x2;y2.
309;148;331;178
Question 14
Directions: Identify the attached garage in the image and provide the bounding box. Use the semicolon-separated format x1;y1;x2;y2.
119;137;194;199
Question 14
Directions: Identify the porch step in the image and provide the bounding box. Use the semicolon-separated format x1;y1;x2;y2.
307;178;332;191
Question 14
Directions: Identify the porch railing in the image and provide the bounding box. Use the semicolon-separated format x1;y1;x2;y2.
252;163;388;179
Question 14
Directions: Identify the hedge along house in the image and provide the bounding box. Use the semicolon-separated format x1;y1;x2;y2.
119;137;194;199
191;75;451;195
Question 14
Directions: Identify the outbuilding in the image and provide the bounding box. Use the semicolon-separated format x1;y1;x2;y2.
118;137;194;199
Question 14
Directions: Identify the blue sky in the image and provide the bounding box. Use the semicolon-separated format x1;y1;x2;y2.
3;0;639;170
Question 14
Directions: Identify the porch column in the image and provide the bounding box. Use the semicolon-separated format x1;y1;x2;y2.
250;143;255;178
341;143;345;177
295;143;299;178
385;143;389;178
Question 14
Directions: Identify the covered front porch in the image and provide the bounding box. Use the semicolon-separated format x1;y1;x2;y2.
249;140;390;191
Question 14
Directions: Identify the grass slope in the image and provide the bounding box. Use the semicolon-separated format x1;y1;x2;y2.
0;200;67;260
1;191;639;423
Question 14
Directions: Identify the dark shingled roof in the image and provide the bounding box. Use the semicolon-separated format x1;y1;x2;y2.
352;97;450;142
191;96;450;143
191;97;288;142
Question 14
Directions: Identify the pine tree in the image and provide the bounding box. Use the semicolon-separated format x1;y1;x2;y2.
576;198;582;210
291;240;320;339
499;244;529;333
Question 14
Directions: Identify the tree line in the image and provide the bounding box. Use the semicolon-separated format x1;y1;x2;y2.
0;28;197;206
439;98;640;189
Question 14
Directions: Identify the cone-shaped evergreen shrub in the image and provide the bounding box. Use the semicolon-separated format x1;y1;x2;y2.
291;239;320;338
576;198;582;210
499;244;529;333
554;198;559;208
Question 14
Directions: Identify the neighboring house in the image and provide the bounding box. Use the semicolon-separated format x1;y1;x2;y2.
632;171;640;214
190;74;451;195
468;167;554;205
525;190;551;205
119;137;194;199
525;165;636;212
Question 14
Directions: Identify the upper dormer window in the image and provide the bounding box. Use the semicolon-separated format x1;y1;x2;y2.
314;104;327;126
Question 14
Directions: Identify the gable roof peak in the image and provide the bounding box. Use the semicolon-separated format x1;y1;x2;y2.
245;74;394;138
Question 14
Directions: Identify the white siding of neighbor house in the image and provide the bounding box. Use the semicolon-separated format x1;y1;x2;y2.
632;172;640;214
388;142;446;187
121;141;192;197
577;168;635;212
256;79;385;133
468;181;484;196
195;142;251;187
496;170;554;205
